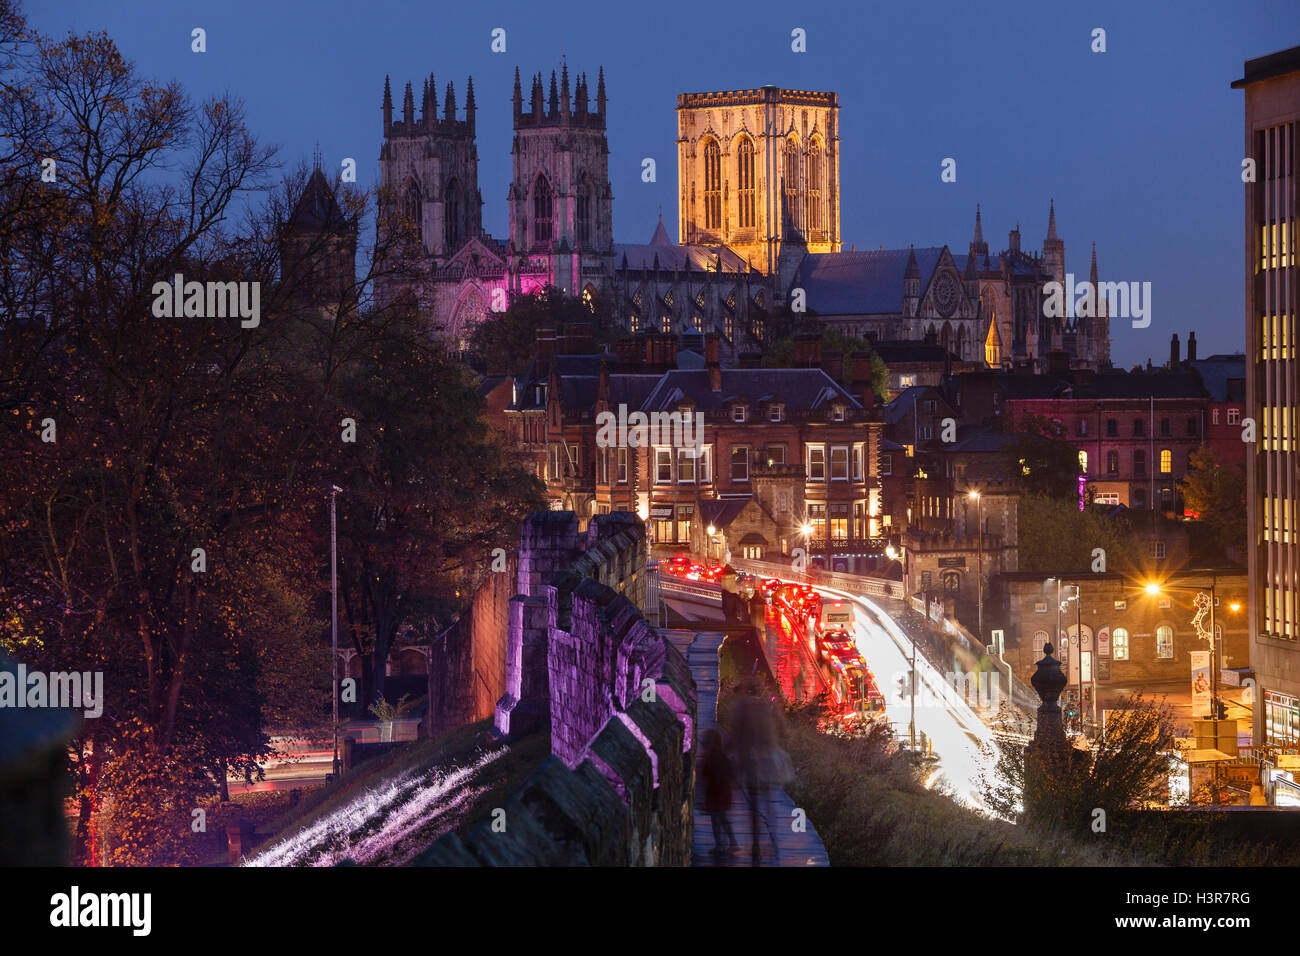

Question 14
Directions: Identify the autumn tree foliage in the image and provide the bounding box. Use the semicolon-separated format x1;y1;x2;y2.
0;2;541;864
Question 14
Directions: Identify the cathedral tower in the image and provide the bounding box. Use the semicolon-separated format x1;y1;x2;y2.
378;71;482;260
676;86;841;275
508;63;614;296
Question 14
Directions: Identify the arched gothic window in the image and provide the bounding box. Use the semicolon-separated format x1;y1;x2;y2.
703;139;721;231
783;139;798;229
444;178;461;250
736;137;755;229
576;173;593;245
533;175;553;243
406;182;422;243
806;139;821;232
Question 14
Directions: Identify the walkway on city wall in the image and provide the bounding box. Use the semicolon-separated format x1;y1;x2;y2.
660;629;829;867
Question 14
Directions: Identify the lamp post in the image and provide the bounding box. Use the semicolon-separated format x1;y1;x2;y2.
801;520;814;582
706;524;716;569
1070;584;1083;735
1145;574;1228;722
329;484;343;778
968;491;983;644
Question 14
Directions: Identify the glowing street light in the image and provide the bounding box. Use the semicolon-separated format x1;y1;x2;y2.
1142;577;1242;723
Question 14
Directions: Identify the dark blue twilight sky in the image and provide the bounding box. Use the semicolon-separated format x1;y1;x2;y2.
29;0;1300;367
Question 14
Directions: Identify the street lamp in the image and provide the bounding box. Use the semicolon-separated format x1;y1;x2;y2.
329;484;343;778
706;524;716;569
968;490;983;646
800;521;815;578
1145;576;1239;721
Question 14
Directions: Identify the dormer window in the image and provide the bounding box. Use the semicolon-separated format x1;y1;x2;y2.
832;405;845;422
769;404;783;422
733;406;747;423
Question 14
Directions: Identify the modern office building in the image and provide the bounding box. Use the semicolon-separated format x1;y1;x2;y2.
1234;46;1300;747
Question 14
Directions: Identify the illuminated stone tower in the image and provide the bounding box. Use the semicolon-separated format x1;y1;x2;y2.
508;63;615;298
378;72;482;260
676;86;841;276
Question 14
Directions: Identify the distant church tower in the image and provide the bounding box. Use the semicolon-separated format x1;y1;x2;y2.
377;72;482;261
508;63;614;297
676;86;841;276
280;155;357;316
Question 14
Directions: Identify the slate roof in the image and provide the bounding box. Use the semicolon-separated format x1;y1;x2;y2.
287;168;349;231
1074;372;1208;400
882;385;948;424
1189;358;1246;402
697;498;751;529
872;341;954;364
641;368;860;412
999;371;1209;401
945;429;1016;453
792;247;946;315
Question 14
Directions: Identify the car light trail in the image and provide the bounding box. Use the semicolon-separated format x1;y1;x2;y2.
245;748;507;867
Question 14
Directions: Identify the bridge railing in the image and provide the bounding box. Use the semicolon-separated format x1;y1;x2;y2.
727;557;904;600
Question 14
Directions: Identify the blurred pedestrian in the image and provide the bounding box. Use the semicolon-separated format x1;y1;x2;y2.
699;729;738;855
731;680;783;864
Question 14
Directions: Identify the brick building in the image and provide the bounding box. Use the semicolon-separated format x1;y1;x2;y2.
499;327;885;572
994;570;1249;709
999;369;1210;513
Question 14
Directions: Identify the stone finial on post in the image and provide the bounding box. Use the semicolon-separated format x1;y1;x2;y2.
1030;643;1069;750
1023;642;1076;824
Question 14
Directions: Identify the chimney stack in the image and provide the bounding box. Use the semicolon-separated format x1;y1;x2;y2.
536;326;556;378
1187;330;1197;363
705;333;722;392
1170;332;1180;368
795;332;823;368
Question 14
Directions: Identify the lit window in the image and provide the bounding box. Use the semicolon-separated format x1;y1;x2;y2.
1078;450;1088;474
1227;408;1241;425
1156;625;1173;659
1160;449;1172;474
1112;628;1129;661
733;405;746;423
